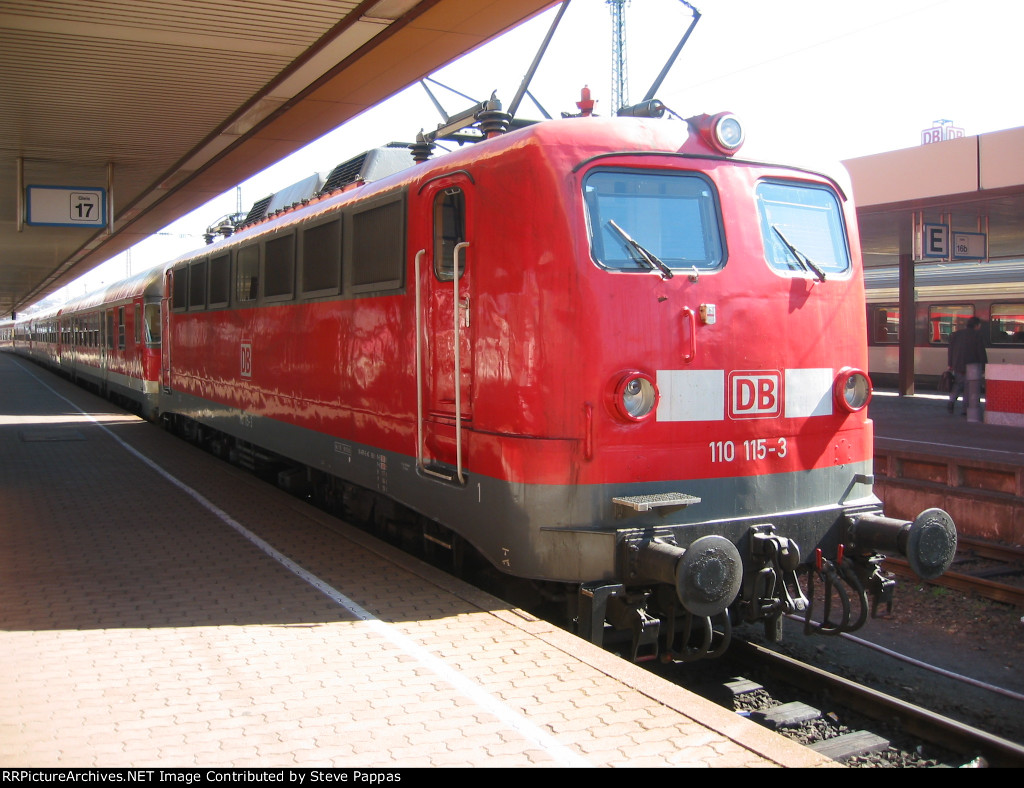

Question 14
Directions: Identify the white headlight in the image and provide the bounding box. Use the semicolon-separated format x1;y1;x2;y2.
714;114;744;151
613;373;659;421
835;368;872;412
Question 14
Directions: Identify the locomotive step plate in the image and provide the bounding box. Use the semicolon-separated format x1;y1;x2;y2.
612;492;701;512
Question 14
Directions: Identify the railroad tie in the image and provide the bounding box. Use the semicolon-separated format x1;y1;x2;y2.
809;731;891;761
755;700;822;729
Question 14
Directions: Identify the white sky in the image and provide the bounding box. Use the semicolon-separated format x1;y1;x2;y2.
50;0;1024;302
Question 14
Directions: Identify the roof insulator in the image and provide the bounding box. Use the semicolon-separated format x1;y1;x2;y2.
476;93;510;138
410;130;435;164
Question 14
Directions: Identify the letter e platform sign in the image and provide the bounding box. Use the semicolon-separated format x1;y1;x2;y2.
922;223;948;259
26;185;106;227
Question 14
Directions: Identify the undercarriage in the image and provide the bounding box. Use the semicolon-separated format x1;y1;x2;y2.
577;510;957;663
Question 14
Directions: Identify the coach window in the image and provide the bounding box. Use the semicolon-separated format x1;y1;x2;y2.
757;181;850;277
144;303;161;346
264;234;296;301
209;253;230;308
236;245;259;304
189;259;208;310
434;188;465;281
117;307;126;349
348;193;405;292
105;310;114;349
990;304;1024;344
584;170;724;273
134;305;142;344
928;304;974;344
872;306;899;343
301;219;342;296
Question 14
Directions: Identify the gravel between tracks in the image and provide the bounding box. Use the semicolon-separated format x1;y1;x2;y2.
743;580;1024;749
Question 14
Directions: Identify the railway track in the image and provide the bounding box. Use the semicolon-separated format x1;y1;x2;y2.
670;639;1024;767
885;536;1024;607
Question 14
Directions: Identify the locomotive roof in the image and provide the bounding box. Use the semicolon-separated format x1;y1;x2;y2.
152;115;848;281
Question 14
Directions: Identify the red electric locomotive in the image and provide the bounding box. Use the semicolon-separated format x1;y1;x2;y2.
13;99;957;662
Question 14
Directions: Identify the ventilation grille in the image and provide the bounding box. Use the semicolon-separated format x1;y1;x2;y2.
240;145;413;228
322;145;413;193
243;196;272;225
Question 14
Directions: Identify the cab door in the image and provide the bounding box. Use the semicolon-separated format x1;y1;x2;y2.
415;176;474;482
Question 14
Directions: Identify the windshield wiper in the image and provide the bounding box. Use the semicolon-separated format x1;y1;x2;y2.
772;225;826;282
606;220;674;280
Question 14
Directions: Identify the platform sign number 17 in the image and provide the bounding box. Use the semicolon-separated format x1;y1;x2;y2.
240;341;253;378
70;192;100;223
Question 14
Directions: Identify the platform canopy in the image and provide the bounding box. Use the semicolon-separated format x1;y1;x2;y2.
843;126;1024;396
844;126;1024;268
0;0;556;317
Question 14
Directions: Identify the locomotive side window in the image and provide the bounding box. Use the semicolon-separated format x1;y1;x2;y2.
172;266;188;312
928;304;974;344
872;306;899;343
990;304;1024;344
209;253;231;308
264;234;296;301
189;258;207;310
301;219;342;297
235;245;260;304
757;181;850;277
348;193;405;292
584;170;724;272
434;187;466;281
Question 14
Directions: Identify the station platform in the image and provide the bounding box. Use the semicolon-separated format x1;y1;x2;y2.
869;389;1024;463
0;351;830;769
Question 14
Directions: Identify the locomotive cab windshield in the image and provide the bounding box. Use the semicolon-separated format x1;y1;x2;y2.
757;180;851;279
584;169;725;274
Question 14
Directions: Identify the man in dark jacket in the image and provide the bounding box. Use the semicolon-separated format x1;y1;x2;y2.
947;316;987;414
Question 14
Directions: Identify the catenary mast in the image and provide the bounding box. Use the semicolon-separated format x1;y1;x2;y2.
608;0;629;112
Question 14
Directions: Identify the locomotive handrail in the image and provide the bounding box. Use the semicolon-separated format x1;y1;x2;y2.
682;306;696;363
453;242;469;485
413;243;469;486
414;249;426;475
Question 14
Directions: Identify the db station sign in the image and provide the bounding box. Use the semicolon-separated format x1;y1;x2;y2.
921;119;965;145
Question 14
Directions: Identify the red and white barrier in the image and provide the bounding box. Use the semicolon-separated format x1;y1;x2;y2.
984;364;1024;427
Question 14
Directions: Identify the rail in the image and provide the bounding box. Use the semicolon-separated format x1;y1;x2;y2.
733;640;1024;767
884;536;1024;608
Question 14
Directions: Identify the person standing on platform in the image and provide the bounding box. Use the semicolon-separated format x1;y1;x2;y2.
947;316;987;416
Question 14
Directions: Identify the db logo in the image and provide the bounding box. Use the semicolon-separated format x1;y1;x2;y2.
240;341;253;379
729;371;782;419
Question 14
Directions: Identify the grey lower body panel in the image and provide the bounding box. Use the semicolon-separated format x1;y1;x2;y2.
160;388;880;587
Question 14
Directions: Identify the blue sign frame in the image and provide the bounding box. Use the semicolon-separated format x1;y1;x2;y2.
26;185;107;228
921;223;948;259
